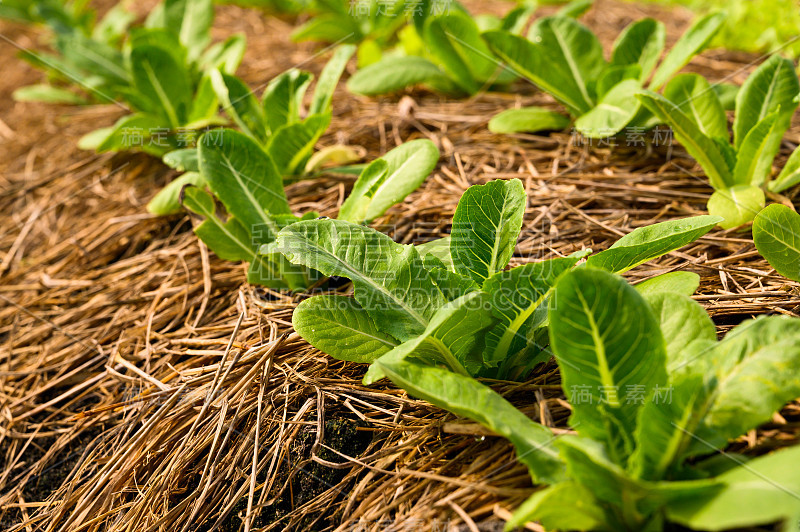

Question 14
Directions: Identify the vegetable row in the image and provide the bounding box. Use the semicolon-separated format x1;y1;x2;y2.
5;2;800;530
275;180;800;531
9;1;800;239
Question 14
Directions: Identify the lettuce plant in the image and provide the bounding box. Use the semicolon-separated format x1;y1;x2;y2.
0;0;92;27
0;0;244;155
8;0;247;148
753;204;800;281
646;0;800;59
274;178;720;379
345;2;540;96
291;0;411;51
375;267;800;531
276;180;800;528
204;44;356;179
483;12;726;137
638;55;800;228
293;0;591;60
148;44;357;216
71;0;248;156
3;0;136;105
181;129;439;290
6;0;248;152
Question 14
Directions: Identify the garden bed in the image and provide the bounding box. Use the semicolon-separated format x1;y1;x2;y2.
1;0;799;530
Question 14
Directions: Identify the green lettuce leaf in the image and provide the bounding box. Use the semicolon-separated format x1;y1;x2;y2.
450;179;526;284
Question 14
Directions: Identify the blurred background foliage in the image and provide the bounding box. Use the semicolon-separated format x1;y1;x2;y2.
639;0;800;57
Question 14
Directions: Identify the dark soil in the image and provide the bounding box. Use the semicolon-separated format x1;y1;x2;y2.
0;426;102;529
207;416;372;531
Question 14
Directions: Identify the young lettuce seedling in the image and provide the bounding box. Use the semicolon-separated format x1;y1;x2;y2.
4;0;135;105
8;0;247;146
376;267;800;531
73;0;247;156
206;44;357;180
0;0;93;28
345;0;549;96
149;45;358;216
276;178;720;381
290;0;411;63
180;128;439;290
638;55;800;228
483;12;727;137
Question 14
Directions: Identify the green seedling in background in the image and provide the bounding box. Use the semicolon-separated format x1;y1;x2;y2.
484;11;727;137
639;55;800;228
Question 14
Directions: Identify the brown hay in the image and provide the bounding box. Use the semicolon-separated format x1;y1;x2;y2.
2;0;799;530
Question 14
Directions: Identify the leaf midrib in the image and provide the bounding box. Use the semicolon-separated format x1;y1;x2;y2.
493;290;549;360
315;313;398;348
426;337;470;376
686;91;714;138
219;151;279;236
576;288;620;407
295;234;429;329
647;95;731;189
142;61;180;127
734;116;778;184
551;24;593;111
757;63;782;125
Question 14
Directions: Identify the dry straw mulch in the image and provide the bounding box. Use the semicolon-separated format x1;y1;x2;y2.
1;1;799;530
